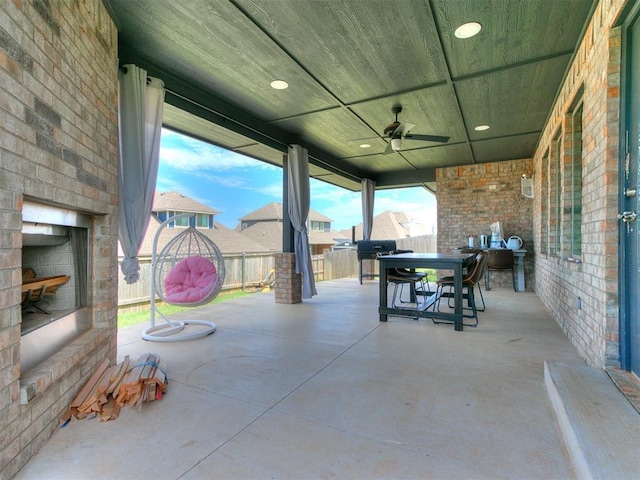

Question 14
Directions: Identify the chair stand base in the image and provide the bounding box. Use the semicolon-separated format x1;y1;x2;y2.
142;320;217;342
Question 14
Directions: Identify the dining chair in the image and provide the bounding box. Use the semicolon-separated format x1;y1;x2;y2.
484;249;516;291
378;250;430;309
434;252;488;327
387;267;428;309
440;259;486;313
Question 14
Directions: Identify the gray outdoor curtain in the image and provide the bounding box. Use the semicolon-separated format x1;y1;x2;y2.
287;144;317;298
118;64;165;284
361;178;375;240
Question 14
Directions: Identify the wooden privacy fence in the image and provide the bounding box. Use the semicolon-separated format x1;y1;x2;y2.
118;252;275;307
395;235;437;253
336;235;438;280
118;235;436;307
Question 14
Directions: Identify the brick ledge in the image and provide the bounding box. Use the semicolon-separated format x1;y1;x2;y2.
20;328;110;404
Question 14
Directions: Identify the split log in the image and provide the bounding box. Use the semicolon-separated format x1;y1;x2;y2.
106;355;130;395
70;359;110;408
116;353;166;407
61;354;166;424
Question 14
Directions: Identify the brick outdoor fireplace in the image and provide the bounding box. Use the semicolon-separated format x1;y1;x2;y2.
0;1;120;476
20;201;92;373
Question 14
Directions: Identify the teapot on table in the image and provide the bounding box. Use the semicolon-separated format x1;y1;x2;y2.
506;236;523;250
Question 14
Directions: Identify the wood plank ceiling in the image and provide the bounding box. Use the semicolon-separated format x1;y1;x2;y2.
104;0;596;193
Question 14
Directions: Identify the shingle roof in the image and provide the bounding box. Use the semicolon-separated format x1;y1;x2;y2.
119;194;343;257
238;221;342;250
238;201;332;223
239;202;283;222
338;210;410;241
310;228;344;245
391;211;411;225
239;222;282;251
153;191;220;215
121;217;269;257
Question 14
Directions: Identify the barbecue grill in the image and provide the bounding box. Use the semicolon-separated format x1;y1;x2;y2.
356;240;397;284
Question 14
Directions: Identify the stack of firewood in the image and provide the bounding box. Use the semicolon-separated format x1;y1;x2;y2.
61;353;167;425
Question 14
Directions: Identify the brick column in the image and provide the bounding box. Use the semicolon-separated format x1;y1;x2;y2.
274;253;302;304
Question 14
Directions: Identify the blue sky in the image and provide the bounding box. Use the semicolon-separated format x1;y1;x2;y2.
157;129;437;233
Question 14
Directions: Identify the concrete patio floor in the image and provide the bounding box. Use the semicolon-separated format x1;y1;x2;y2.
15;278;591;479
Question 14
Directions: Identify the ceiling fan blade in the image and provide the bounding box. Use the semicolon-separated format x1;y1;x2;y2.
404;134;450;143
383;142;395;155
347;135;380;142
396;122;416;137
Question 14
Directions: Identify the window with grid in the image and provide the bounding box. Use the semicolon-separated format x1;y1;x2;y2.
541;95;583;260
548;132;562;256
310;220;329;232
541;149;549;253
567;101;583;260
172;211;189;227
196;213;210;229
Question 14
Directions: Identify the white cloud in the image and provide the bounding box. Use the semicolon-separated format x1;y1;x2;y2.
193;172;252;188
246;181;283;199
192;173;283;199
155;176;199;200
311;185;437;231
375;189;437;225
161;129;279;172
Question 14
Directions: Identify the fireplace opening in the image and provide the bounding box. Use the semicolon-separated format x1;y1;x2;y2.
21;201;92;373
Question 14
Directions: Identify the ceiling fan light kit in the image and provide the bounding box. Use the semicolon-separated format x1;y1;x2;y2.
381;106;450;154
348;105;450;155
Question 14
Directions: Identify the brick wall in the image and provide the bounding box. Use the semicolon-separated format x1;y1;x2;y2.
0;1;119;477
531;0;623;369
437;159;534;289
436;2;627;369
274;253;302;304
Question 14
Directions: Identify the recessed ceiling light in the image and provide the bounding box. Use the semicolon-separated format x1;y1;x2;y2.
270;80;288;90
359;143;371;148
475;124;490;131
455;22;482;39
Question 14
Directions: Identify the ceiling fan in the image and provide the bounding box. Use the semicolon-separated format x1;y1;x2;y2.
379;106;449;154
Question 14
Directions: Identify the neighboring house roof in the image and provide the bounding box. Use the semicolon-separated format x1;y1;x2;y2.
120;195;344;257
391;211;411;226
238;201;332;223
339;210;410;241
153;191;220;215
240;222;282;251
239;202;283;222
123;218;269;257
309;209;332;223
310;228;344;246
236;201;339;250
118;191;266;256
238;221;343;251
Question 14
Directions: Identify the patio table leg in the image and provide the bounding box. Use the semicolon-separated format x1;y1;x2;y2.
379;264;388;322
453;263;463;331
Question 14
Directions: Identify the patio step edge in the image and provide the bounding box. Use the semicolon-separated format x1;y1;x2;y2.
544;361;640;480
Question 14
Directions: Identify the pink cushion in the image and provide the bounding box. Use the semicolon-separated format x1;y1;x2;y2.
164;256;218;304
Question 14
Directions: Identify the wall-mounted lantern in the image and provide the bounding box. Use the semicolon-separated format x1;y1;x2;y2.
521;174;534;199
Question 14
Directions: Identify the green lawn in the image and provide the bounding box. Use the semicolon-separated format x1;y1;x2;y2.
117;289;253;328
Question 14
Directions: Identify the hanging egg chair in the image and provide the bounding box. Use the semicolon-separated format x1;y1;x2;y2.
142;213;225;342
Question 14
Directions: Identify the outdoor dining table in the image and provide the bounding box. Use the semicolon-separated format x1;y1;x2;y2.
377;252;475;331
